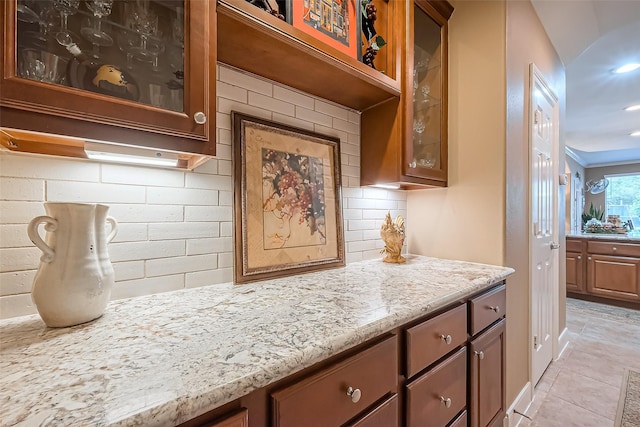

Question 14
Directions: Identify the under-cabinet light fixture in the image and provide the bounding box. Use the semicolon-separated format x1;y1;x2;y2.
371;183;401;190
625;104;640;112
613;63;640;74
84;141;179;167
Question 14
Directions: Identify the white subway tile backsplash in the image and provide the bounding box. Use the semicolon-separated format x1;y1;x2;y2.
185;268;233;288
101;164;184;187
332;117;359;134
273;86;314;109
113;261;145;281
0;153;100;182
218;160;233;176
0;63;407;320
0;178;44;201
146;254;217;277
147;187;218;206
219;65;273;96
220;222;233;237
109;240;185;263
185;174;232;191
217;81;249;103
0;294;36;319
110;223;148;243
315;99;350;120
0;201;45;224
47;181;145;203
148;222;219;240
249;92;295;117
271;113;315;132
185;206;233;222
218;98;272;121
108;204;183;223
295;106;332;128
0;247;41;272
218;191;233;206
187;237;233;255
0;270;35;296
111;274;184;300
0;224;31;248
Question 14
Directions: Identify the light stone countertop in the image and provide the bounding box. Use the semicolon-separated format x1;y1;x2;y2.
566;232;640;242
0;255;514;427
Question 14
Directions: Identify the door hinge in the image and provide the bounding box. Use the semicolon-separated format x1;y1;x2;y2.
533;335;538;349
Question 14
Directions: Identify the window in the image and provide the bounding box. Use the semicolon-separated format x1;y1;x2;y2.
605;173;640;228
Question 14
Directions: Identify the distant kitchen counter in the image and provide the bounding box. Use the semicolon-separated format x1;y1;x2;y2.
0;255;513;427
567;232;640;242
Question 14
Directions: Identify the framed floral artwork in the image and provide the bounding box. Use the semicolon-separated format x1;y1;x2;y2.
286;0;360;59
232;112;345;284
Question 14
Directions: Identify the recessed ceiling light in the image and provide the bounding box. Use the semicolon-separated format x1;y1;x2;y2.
614;63;640;74
625;104;640;112
631;131;640;137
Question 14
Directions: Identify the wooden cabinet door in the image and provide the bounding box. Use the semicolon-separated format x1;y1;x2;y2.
204;409;248;427
1;0;214;154
566;251;585;293
469;319;505;427
587;254;640;302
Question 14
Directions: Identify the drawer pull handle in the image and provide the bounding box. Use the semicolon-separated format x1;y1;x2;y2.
474;350;485;360
346;387;361;403
488;305;500;313
440;396;452;408
440;334;452;345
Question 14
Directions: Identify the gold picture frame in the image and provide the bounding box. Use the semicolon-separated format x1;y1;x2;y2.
232;112;345;284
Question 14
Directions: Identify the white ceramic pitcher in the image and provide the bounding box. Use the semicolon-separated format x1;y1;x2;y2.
28;203;118;327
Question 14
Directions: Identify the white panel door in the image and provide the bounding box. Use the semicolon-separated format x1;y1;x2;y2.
530;65;559;387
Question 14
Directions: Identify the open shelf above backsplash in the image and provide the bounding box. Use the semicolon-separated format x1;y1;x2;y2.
216;0;401;111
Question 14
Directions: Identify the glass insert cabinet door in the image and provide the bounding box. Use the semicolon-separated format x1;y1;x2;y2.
15;0;184;110
2;0;209;141
405;0;448;183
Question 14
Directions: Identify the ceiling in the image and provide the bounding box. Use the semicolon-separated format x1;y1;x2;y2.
530;0;640;168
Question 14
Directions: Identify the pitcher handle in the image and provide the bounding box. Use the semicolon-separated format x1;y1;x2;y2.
27;216;57;263
106;216;118;243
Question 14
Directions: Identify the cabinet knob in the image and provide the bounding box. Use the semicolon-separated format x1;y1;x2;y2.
588;257;592;261
346;386;361;403
193;112;207;125
488;305;500;313
612;247;617;251
577;255;582;260
440;396;452;408
408;161;417;168
440;334;452;345
474;350;485;360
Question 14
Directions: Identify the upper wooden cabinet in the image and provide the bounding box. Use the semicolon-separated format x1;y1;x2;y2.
0;0;215;168
361;0;453;189
216;0;401;111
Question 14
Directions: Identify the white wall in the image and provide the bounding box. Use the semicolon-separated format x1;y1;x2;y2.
0;64;407;319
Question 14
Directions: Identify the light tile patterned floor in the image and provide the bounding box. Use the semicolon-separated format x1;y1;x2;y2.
517;298;640;427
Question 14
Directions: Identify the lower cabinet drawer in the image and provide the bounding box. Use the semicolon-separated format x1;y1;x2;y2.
346;394;399;427
469;285;506;335
271;335;398;427
406;304;467;377
406;346;467;427
588;241;640;257
449;410;467;427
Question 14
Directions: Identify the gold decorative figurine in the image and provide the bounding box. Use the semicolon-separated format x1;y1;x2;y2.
380;211;406;263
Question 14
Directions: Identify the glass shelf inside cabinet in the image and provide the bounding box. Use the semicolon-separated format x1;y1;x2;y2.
412;4;442;170
15;0;185;112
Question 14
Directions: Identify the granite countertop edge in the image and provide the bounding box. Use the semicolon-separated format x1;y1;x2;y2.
0;255;514;427
566;232;640;242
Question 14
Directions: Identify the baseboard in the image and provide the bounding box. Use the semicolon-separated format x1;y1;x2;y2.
555;326;570;360
505;381;533;427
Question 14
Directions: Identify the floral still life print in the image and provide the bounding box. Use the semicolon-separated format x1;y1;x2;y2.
262;149;327;249
232;112;345;283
